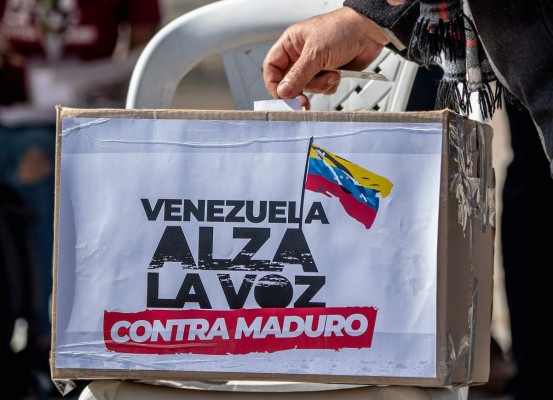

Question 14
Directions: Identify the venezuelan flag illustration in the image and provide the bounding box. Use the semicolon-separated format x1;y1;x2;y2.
305;143;393;229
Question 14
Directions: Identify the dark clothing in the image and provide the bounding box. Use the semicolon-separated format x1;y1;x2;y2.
500;102;553;400
344;0;419;47
0;183;42;399
469;1;553;177
344;0;553;178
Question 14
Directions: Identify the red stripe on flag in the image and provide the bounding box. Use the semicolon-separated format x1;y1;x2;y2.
306;174;378;229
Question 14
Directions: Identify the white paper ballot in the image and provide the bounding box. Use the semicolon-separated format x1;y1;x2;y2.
254;98;303;111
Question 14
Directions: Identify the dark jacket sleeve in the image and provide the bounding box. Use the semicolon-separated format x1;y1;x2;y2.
343;0;419;53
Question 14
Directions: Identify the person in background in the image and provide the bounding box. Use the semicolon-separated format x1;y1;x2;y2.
497;100;553;399
1;182;40;399
0;0;160;398
263;1;552;399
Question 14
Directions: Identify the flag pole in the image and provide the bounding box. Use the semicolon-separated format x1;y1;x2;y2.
299;137;314;231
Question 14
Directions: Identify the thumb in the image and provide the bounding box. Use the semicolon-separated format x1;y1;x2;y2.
277;53;322;99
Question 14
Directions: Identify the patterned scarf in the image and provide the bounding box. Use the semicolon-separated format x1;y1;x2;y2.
407;0;506;119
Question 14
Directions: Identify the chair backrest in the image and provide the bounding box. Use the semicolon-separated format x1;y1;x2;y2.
126;0;419;112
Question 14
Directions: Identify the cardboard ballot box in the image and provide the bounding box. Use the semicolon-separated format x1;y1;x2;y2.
51;107;495;389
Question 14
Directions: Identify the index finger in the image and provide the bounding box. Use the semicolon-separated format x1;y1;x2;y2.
263;39;296;99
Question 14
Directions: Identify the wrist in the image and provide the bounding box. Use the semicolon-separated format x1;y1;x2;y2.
340;6;390;47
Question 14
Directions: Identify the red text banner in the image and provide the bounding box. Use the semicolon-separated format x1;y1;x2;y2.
104;306;377;355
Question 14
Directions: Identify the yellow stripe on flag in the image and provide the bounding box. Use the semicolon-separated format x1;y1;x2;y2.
310;145;393;198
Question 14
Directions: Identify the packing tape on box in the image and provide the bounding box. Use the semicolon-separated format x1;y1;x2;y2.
443;114;494;387
449;114;495;233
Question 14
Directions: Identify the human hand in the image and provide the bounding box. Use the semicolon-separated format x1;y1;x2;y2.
262;7;389;109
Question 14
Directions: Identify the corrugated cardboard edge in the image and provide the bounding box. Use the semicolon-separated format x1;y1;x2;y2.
50;107;80;396
51;106;494;390
56;106;455;123
437;113;495;388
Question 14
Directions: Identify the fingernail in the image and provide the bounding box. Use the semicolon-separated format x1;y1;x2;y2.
327;76;339;87
277;81;294;97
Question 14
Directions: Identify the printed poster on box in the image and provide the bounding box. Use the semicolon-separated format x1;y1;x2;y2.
55;112;443;379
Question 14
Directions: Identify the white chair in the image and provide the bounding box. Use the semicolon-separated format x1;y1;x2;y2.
125;0;419;112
